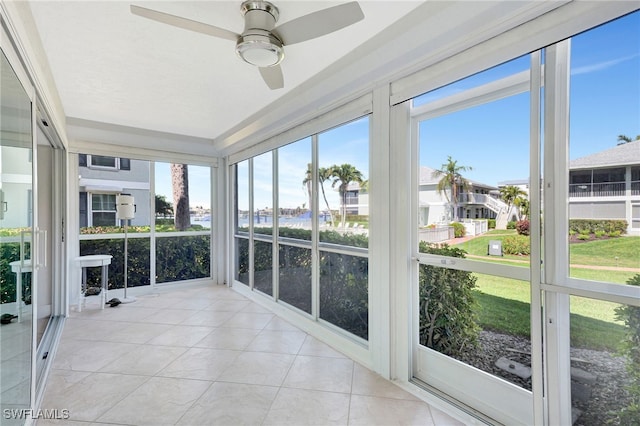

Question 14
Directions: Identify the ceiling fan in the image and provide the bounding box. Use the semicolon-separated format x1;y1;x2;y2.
130;1;364;90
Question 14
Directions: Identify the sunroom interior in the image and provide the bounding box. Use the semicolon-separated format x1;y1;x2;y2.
1;1;639;425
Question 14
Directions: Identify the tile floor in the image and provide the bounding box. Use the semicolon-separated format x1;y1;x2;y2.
38;284;466;425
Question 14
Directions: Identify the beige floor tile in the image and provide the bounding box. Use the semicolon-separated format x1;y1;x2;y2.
52;340;137;372
59;318;129;341
158;347;240;381
193;327;261;350
263;387;350;426
96;376;210;425
217;351;295;386
176;382;278;425
351;363;420;401
138;308;198;325
283;355;353;393
298;335;348;358
221;312;275;329
167;297;215;310
179;309;236;327
74;305;160;322
101;322;174;344
146;325;215;347
348;395;435;426
99;344;187;375
263;316;303;331
40;372;148;422
241;302;273;313
245;330;307;354
205;299;251;312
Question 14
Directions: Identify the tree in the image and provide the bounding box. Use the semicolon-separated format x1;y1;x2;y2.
302;163;313;214
155;194;173;218
432;156;472;222
500;185;528;221
171;163;190;231
330;163;364;228
617;134;640;145
318;166;335;225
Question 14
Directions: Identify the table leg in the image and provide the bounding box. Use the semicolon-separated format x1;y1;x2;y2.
101;264;108;309
16;272;22;323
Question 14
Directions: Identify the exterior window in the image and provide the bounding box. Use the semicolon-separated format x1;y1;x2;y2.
90;193;117;226
90;155;117;169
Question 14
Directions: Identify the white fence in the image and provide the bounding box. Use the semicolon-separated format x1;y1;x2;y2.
462;219;488;236
419;226;454;243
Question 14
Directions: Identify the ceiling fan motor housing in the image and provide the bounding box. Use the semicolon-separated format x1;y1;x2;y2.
236;1;284;67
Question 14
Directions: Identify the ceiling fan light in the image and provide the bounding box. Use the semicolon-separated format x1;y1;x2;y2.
236;38;284;67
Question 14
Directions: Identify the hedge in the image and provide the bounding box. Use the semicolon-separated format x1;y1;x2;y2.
569;219;627;235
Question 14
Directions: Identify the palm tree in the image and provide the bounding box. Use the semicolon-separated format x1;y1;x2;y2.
302;163;313;214
432;156;472;222
318;166;335;225
499;185;527;221
171;163;190;231
330;163;364;228
617;134;640;145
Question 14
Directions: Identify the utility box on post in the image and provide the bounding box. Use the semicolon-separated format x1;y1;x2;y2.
488;240;503;256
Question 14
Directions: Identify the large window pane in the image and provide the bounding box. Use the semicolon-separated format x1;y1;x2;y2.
254;240;273;296
278;138;312;239
253;152;273;235
319;251;368;340
318;117;369;246
235;237;249;286
279;244;312;314
156;235;210;283
569;294;637;426
568;11;640;285
79;237;151;290
236;161;249;233
155;163;210;232
417;56;531;268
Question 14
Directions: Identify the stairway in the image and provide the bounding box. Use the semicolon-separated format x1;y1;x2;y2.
458;193;512;229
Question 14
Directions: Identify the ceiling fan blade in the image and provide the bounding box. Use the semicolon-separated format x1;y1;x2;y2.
130;5;239;42
273;2;364;46
259;66;284;90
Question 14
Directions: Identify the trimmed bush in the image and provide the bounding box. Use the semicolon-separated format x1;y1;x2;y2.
502;235;530;256
614;274;640;424
487;219;496;229
507;221;517;229
418;242;479;357
451;222;466;238
516;220;530;236
569;219;627;235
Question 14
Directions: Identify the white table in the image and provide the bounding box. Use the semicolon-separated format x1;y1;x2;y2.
74;255;112;311
9;260;32;322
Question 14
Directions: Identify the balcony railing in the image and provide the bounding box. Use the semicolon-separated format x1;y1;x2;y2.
569;182;626;197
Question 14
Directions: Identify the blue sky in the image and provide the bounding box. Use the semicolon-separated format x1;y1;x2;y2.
161;10;639;208
418;11;639;187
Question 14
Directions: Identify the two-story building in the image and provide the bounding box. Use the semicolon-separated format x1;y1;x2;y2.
569;140;640;235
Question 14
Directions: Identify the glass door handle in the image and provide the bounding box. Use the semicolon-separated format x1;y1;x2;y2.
37;229;47;269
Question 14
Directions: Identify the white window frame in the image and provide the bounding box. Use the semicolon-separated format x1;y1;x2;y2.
87;154;119;170
88;192;117;226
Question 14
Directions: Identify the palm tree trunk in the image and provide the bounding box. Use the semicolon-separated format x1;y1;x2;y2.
320;183;334;225
171;163;190;231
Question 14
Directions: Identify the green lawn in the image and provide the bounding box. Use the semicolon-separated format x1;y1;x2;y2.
473;272;627;351
569;237;640;269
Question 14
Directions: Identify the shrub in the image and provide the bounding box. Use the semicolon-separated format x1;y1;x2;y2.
516;220;530;236
594;230;606;238
488;219;496;229
451;222;466;238
614;274;640;424
569;219;627;235
577;234;591;241
418;242;479;357
507;221;517;229
609;230;622;238
502;235;530;255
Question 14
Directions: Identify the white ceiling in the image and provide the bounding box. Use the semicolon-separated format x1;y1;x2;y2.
27;1;423;148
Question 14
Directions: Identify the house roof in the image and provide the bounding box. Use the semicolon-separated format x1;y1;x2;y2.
570;140;640;169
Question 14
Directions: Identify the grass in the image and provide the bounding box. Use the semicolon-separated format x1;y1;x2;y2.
569;237;640;269
472;272;627;351
451;231;639;270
